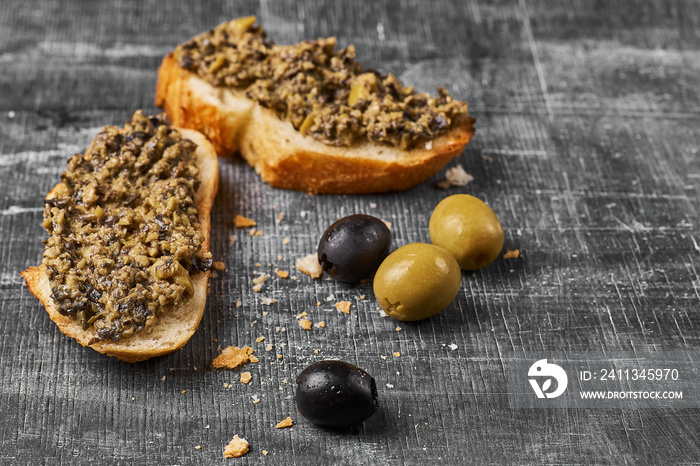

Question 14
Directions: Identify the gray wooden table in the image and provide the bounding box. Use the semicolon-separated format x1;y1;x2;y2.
1;1;699;464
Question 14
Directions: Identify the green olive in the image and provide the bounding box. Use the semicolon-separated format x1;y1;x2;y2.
373;243;461;321
429;194;504;270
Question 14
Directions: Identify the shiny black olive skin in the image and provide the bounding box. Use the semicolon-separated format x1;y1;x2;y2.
296;360;379;427
317;214;391;283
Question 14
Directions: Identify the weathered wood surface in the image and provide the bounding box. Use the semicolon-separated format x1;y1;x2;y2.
1;0;699;464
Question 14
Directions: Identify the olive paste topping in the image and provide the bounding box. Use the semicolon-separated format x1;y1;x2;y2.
175;16;469;149
42;111;211;342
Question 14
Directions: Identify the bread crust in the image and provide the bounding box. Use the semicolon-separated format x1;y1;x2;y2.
155;53;475;194
21;128;219;363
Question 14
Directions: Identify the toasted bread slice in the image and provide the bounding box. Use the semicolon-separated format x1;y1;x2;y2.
21;128;218;363
156;53;475;194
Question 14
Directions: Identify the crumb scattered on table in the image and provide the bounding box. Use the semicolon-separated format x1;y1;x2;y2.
394;352;401;357
275;270;289;278
275;417;293;429
256;336;265;343
240;372;252;384
296;254;322;278
296;311;308;319
283;237;290;245
316;321;326;328
260;297;277;305
335;301;351;314
503;249;520;259
212;346;257;370
212;261;226;271
234;215;256;228
299;318;312;330
223;435;249;458
437;165;474;189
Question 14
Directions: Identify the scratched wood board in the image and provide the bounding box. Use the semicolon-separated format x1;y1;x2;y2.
1;0;699;464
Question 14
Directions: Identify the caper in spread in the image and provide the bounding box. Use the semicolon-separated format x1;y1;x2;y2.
175;17;469;149
42;111;211;342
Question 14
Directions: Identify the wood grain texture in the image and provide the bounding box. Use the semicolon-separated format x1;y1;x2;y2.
1;0;699;464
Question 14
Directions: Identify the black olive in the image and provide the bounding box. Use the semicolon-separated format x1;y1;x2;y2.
295;360;379;427
317;214;391;283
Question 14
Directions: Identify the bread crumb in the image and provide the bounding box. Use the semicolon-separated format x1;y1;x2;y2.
278;213;284;221
360;294;366;299
516;229;523;236
181;390;187;394
277;354;283;359
275;417;293;429
335;301;351;314
283;237;290;245
223;435;249;458
212;346;257;370
386;383;394;389
256;336;265;343
265;344;273;351
255;230;263;236
195;445;201;450
296;311;308;319
396;326;402;331
316;301;321;306
394;352;401;357
316;321;326;328
382;220;392;230
160;376;166;381
503;249;520;259
448;343;458;351
262;450;269;456
240;372;252;384
234;215;256;228
299;318;312;330
252;273;268;292
260;297;277;305
437;165;474;189
250;320;257;327
314;349;320;354
296;254;322;278
275;270;289;279
212;261;226;271
235;299;242;307
249;228;257;237
205;425;210;429
381;355;387;360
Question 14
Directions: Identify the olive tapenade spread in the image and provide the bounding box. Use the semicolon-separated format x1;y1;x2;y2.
42;111;211;342
175;17;469;149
